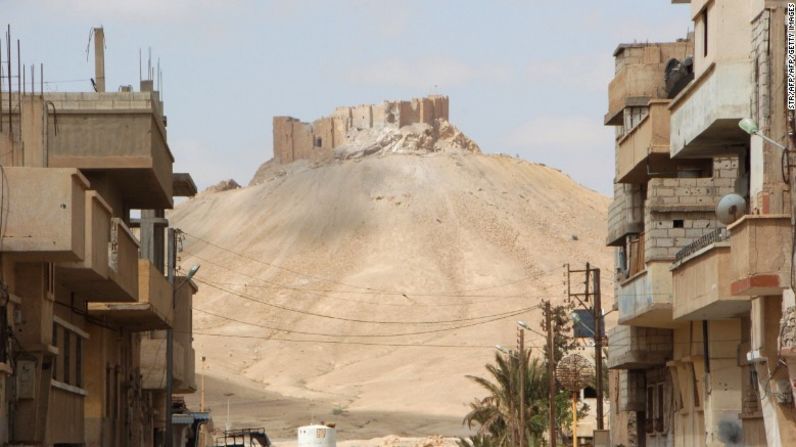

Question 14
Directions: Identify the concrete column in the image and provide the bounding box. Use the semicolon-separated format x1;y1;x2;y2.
20;96;46;167
700;320;743;447
93;28;105;93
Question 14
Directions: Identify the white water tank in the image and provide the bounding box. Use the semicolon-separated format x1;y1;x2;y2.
298;424;336;447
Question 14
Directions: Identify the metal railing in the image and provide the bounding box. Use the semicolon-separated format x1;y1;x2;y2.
674;228;728;263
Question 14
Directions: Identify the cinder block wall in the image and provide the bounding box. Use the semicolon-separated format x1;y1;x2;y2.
644;157;739;261
607;183;645;245
271;95;450;164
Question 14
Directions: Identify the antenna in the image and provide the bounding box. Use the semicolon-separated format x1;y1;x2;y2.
7;25;12;140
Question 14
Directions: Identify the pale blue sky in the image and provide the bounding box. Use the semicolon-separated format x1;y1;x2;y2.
8;1;691;194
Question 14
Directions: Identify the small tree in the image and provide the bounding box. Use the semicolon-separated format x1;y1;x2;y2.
463;349;549;446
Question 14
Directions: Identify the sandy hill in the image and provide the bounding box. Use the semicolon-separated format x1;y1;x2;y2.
171;119;612;441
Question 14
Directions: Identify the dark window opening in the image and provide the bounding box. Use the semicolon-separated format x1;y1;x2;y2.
62;330;70;385
52;323;58;380
702;9;709;57
314;137;322;148
105;366;112;417
673;219;684;228
0;305;7;364
645;386;654;433
75;338;82;388
583;386;597;398
656;383;665;432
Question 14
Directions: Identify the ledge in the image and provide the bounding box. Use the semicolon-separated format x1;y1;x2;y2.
51;379;87;396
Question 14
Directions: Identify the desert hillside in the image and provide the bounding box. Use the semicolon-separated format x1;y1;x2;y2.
171;125;612;440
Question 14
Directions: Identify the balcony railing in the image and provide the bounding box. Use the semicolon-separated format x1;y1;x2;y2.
617;261;674;328
1;167;89;261
728;215;791;296
45;91;174;208
607;325;672;369
672;238;746;320
606;64;667;125
58;201;140;302
674;228;728;264
669;61;752;158
616;100;671;183
140;333;187;390
86;259;173;330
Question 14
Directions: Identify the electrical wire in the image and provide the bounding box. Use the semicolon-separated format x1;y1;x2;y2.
183;249;556;306
193;306;534;338
182;231;559;296
194;277;539;325
192;331;501;349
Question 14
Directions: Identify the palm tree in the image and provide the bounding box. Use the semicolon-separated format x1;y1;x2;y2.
463;349;549;447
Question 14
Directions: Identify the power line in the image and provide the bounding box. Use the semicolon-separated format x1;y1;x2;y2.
192;331;500;349
181;231;558;297
183;249;553;305
194;277;540;325
193;306;534;338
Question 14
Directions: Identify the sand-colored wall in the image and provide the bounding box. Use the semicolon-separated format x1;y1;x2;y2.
272;95;450;165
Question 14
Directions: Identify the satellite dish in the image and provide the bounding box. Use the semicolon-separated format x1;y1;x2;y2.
716;193;747;225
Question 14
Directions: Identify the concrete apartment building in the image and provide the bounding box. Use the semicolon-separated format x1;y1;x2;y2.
606;1;796;446
0;28;206;446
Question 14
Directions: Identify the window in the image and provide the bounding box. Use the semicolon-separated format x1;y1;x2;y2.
673;219;684;229
52;323;58;379
702;9;709;57
52;320;86;389
75;338;82;388
0;305;7;364
63;331;70;385
690;364;701;407
646;385;654;433
105;366;112;417
314;137;322;148
656;383;665;432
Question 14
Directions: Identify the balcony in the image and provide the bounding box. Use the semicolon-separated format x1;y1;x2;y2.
617;262;675;328
57;195;139;302
617;370;646;412
672;232;748;320
669;62;752;158
608;325;672;369
616;100;671;183
1;167;88;261
728;215;791;296
605;63;666;126
175;346;197;393
606;184;644;246
87;259;173;330
45;91;174;209
173;275;197;393
140;334;187;390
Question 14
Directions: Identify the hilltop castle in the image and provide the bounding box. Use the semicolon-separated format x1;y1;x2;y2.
273;95;449;163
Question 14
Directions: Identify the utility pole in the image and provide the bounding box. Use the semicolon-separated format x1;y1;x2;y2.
546;300;556;447
200;355;206;412
593;268;604;431
166;228;176;447
518;326;525;447
565;263;604;431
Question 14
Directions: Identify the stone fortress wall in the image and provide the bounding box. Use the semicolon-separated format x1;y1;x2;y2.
273;95;449;163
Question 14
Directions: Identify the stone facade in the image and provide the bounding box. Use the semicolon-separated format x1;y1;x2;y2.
273;95;449;164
